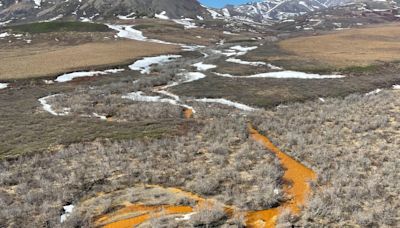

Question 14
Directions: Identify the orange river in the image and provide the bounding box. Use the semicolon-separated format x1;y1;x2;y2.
94;122;316;228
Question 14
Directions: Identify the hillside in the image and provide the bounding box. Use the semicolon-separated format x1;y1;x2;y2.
0;0;208;23
209;0;399;23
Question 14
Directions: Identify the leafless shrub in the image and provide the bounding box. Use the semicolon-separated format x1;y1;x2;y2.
250;90;400;226
0;114;284;227
191;203;227;227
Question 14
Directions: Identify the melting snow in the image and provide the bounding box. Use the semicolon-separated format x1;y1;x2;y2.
55;69;124;82
180;72;206;83
93;113;107;120
0;20;12;27
0;32;9;38
44;14;63;22
43;80;54;85
60;204;74;223
129;55;181;74
107;24;177;45
107;24;147;41
365;88;382;96
34;0;42;6
181;44;205;51
393;85;400;90
122;91;195;112
226;58;266;66
156;90;181;101
223;31;237;35
175;212;197;221
0;83;8;89
155;11;169;20
38;94;68;116
192;62;217;71
218;45;258;57
195;98;256;111
214;71;345;79
230;45;258;53
172;18;198;29
117;13;136;20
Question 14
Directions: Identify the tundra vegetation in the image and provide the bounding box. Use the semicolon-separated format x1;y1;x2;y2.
1;86;399;227
0;113;285;227
1;18;399;228
250;90;400;227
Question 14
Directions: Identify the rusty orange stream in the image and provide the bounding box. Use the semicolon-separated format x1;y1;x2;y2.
246;124;317;227
95;124;316;228
98;204;193;228
183;108;194;119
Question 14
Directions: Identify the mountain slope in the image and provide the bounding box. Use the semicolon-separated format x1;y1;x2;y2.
211;0;398;23
216;0;328;23
0;0;208;23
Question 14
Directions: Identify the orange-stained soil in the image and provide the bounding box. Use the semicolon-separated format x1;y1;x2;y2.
95;186;206;228
183;108;194;119
94;125;316;228
246;124;317;227
97;204;193;228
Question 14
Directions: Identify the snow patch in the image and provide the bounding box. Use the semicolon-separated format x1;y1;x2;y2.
0;32;9;38
175;212;197;221
214;71;345;79
93;113;107;120
155;11;169;20
0;20;12;27
0;83;8;89
122;91;194;112
34;0;42;7
107;24;177;45
230;45;258;53
365;89;382;96
107;24;147;41
179;72;206;83
173;18;198;29
55;69;124;82
39;94;68;116
60;204;74;223
195;98;256;111
226;58;266;66
192;62;217;71
129;55;181;74
181;44;205;51
393;85;400;90
117;13;136;20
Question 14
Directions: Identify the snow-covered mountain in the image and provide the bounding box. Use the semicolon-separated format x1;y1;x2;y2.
0;0;209;23
209;0;329;23
208;0;399;23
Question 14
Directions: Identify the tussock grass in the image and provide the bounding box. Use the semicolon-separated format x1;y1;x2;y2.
279;24;400;67
0;40;179;80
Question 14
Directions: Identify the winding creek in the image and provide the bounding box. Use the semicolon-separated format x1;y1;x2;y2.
41;23;324;227
94;123;317;228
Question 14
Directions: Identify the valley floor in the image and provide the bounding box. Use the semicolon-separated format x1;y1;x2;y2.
0;19;399;227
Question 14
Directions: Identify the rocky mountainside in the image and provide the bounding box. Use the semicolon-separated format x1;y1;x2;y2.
268;0;399;32
0;0;208;23
210;0;399;23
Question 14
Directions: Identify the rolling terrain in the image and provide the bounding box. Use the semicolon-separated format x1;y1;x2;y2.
0;0;399;228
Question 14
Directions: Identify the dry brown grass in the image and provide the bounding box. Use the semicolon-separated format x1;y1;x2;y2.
279;23;400;67
0;40;179;80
